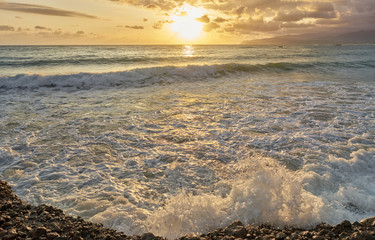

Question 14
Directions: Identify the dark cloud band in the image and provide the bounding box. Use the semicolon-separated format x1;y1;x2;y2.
0;2;98;19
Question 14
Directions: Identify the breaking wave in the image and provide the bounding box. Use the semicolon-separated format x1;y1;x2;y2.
1;61;373;90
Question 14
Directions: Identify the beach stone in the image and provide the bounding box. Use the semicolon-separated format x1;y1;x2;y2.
361;217;375;226
179;235;201;240
318;229;330;236
3;221;13;228
339;232;350;239
350;232;362;240
315;223;331;229
46;232;60;239
7;228;17;235
23;226;32;233
32;227;47;238
312;236;324;240
302;230;314;238
72;233;84;240
3;234;17;240
39;211;51;219
333;221;352;234
226;220;244;229
142;232;156;240
0;218;6;228
18;231;27;238
224;222;247;238
350;231;375;240
230;226;247;238
264;235;275;240
340;220;353;230
206;228;224;237
326;231;335;238
353;221;361;227
224;220;247;238
2;229;17;240
275;232;287;240
0;229;8;237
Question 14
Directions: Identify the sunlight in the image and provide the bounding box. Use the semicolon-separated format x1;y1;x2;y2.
182;45;194;57
170;5;205;40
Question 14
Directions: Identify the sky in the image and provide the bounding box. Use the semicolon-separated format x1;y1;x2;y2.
0;0;374;44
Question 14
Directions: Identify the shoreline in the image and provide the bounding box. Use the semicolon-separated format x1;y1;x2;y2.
1;180;374;240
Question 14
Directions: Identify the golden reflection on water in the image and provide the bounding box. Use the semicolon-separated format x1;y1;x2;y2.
182;45;194;57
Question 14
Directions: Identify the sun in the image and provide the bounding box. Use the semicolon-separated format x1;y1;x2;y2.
170;5;205;40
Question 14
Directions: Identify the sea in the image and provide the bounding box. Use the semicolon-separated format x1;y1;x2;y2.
0;45;374;239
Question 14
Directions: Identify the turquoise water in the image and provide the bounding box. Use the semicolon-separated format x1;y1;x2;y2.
0;45;374;238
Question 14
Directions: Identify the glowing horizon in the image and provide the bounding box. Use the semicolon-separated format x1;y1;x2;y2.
0;0;374;45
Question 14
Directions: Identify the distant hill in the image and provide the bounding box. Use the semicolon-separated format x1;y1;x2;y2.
242;30;375;45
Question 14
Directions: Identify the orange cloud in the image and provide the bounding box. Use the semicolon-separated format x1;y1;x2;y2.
108;0;375;36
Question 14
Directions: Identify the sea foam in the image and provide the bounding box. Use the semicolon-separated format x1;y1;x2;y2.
1;60;373;91
1;45;374;239
90;150;375;239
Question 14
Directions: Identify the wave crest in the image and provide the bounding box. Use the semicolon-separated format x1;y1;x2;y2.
1;61;373;90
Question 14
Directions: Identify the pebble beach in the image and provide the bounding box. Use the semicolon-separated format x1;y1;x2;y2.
1;180;375;240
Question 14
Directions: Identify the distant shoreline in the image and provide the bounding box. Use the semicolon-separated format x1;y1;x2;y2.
241;30;375;45
1;179;374;240
0;42;374;46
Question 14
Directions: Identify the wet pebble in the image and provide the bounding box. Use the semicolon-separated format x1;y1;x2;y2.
1;180;375;240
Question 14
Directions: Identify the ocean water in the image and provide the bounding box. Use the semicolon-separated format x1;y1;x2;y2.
0;45;374;238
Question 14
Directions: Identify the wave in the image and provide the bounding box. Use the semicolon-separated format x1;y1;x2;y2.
90;150;375;239
0;55;203;67
1;61;373;90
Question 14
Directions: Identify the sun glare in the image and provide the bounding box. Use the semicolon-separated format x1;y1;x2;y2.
170;5;205;40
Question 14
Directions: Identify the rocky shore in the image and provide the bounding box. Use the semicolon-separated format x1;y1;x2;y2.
1;180;374;240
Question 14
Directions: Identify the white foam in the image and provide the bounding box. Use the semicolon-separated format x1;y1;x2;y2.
1;63;374;239
143;156;321;239
0;62;340;91
0;65;234;90
142;149;375;239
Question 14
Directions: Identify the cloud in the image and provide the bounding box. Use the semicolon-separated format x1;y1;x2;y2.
281;22;314;29
195;14;210;23
152;21;164;30
0;2;98;19
152;20;173;30
275;4;336;22
33;29;89;38
0;25;14;31
203;22;220;32
226;18;281;33
305;2;336;19
117;25;145;29
16;27;30;32
125;25;144;29
109;0;182;11
108;0;375;36
274;10;306;22
213;17;228;23
34;25;52;31
232;6;247;15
